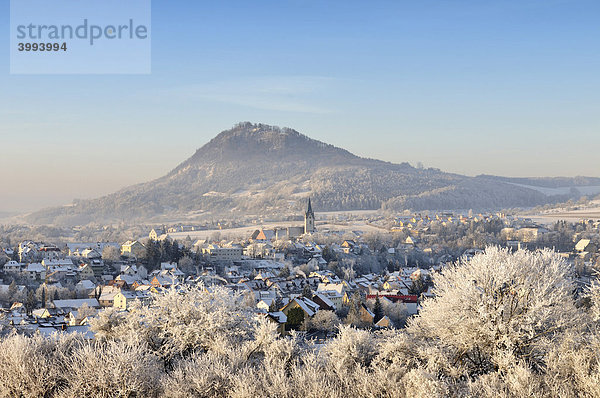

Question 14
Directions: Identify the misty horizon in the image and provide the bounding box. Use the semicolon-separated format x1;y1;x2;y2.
2;120;599;213
2;1;600;213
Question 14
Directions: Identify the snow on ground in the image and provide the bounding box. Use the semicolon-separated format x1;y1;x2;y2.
166;216;386;240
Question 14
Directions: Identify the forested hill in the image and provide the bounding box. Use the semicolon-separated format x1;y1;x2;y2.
26;122;595;225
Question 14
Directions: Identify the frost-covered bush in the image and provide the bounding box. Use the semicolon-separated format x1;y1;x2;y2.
2;248;600;397
91;285;258;366
0;333;71;398
325;325;377;373
408;247;580;376
304;310;340;332
59;339;162;398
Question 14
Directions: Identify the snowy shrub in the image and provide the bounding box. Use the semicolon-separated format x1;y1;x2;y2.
2;248;600;397
0;333;70;398
162;352;236;398
409;247;580;376
59;339;163;398
91;285;258;366
325;325;377;373
304;310;340;332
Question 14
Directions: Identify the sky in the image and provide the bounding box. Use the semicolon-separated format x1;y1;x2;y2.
1;0;599;212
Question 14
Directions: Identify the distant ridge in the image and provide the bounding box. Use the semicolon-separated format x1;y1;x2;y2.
26;122;600;225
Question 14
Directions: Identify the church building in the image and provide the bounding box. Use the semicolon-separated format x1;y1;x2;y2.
304;198;315;234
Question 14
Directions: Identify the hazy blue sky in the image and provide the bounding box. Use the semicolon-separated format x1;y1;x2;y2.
1;0;599;212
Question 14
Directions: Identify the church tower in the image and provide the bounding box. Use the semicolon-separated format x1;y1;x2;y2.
304;198;315;234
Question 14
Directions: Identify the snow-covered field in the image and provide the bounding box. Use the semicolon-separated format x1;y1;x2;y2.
523;200;600;224
507;183;600;197
166;216;386;241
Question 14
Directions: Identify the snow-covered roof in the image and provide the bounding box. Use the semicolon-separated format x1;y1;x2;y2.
76;280;96;290
314;293;336;310
53;298;100;309
267;311;287;324
293;297;320;317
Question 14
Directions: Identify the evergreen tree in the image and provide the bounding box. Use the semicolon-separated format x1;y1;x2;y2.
7;281;17;301
171;240;181;263
94;285;103;301
373;294;383;324
286;307;305;330
161;240;171;262
145;239;161;270
302;283;313;298
41;287;46;308
25;290;36;315
268;300;278;313
274;296;284;311
278;266;290;279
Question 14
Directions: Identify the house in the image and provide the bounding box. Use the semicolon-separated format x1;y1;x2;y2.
23;263;46;281
359;304;375;324
341;240;357;254
575;239;596;253
77;264;95;280
257;298;275;312
80;249;101;259
67;308;97;326
37;244;63;261
114;274;138;286
43;258;75;269
66;311;83;326
375;315;391;328
75;280;96;294
316;290;343;309
309;270;340;284
113;291;151;310
151;274;175;288
251;229;276;242
3;260;21;273
405;236;418;245
89;259;105;277
96;289;119;307
311;293;336;311
31;308;54;319
149;227;166;240
202;245;243;262
317;282;348;306
18;241;42;263
52;298;100;310
120;241;146;258
67;242;119;257
265;312;287;335
281;297;320;319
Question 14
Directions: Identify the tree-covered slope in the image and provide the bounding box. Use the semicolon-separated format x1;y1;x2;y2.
25;122;589;225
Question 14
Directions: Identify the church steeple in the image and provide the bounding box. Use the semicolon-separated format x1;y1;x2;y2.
306;198;313;216
304;198;315;234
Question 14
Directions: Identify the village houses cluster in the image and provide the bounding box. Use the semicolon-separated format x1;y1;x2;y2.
0;199;599;339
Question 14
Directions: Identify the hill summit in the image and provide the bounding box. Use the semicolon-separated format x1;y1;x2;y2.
26;122;598;225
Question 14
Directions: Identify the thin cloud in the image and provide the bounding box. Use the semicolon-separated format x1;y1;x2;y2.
172;76;337;114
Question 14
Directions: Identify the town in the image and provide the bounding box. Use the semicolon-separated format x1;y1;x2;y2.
1;198;598;339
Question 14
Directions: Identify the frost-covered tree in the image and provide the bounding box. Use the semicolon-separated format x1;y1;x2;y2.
325;326;376;373
2;248;600;397
101;245;121;262
91;285;258;367
178;255;195;274
305;310;340;332
408;247;581;376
